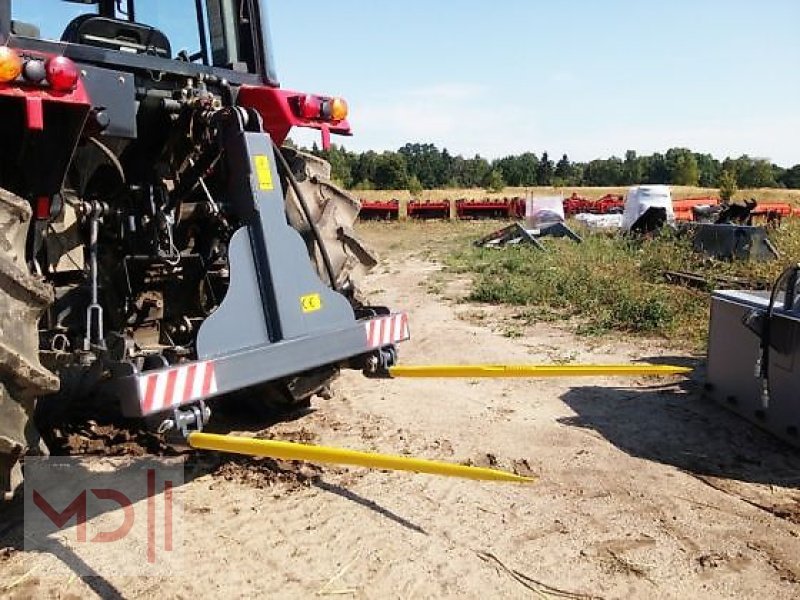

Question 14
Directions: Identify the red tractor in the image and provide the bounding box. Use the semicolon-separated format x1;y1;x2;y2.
0;0;407;498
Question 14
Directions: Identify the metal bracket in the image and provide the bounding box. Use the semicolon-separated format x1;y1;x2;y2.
362;345;398;378
158;400;211;439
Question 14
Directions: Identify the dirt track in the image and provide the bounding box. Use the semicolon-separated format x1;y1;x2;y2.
2;221;800;599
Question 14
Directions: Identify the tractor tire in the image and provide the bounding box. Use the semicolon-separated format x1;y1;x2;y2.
271;149;377;407
0;187;59;499
281;148;377;303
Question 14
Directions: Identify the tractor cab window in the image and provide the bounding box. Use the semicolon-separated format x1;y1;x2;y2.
10;1;98;40
119;0;204;62
6;0;277;83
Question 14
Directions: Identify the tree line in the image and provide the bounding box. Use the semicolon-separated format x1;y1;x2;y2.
302;142;800;193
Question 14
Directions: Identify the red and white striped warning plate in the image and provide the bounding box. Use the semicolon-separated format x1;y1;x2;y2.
138;360;218;415
364;313;410;349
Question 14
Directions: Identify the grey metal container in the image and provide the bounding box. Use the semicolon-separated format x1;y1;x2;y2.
706;290;800;447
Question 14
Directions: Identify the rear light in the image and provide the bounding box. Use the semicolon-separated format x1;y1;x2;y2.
330;97;348;122
45;56;79;91
22;58;47;84
299;94;322;119
295;94;349;122
0;47;23;83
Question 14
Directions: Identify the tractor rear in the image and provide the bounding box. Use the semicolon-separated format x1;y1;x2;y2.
0;0;406;497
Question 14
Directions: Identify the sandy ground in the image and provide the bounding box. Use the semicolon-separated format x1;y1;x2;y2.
2;221;800;599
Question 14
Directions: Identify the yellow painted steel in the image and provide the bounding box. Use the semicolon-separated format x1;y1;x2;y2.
388;363;691;378
187;432;533;483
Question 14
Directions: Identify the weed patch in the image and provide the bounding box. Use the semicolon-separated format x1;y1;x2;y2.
446;222;800;350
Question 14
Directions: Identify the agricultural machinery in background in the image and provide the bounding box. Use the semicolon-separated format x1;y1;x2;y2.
0;0;409;499
359;192;797;226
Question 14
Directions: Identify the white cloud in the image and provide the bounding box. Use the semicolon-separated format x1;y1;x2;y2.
344;83;543;158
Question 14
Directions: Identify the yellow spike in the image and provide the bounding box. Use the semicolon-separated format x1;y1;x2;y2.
187;432;533;483
388;363;691;378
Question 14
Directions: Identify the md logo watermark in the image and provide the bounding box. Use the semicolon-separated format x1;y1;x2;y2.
24;456;183;576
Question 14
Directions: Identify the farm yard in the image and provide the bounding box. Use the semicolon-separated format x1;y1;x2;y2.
3;211;800;599
0;0;798;598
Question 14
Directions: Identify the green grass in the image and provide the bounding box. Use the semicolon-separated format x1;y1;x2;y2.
445;222;800;351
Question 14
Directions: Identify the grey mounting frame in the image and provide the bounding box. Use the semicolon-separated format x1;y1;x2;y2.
108;109;410;417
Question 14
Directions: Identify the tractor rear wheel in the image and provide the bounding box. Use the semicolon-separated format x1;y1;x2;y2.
269;149;377;407
0;187;59;499
281;148;377;302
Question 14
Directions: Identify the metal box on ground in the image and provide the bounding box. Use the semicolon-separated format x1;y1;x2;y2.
706;290;800;447
692;224;778;261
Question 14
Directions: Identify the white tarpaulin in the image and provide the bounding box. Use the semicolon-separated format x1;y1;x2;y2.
621;185;674;231
525;196;564;227
575;213;624;229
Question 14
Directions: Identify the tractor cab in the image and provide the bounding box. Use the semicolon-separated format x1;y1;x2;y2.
0;0;387;503
2;0;279;85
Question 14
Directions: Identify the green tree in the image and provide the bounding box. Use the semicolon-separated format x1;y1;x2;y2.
407;175;423;196
373;152;409;190
312;143;355;187
742;159;778;188
537;152;554;185
517;153;540;185
719;169;738;202
623;150;643;185
779;164;800;189
671;154;700;186
495;153;539;186
665;148;699;186
398;143;448;188
694;153;721;187
494;155;523;186
457;155;491;188
352;150;379;188
554;154;573;184
483;169;505;193
582;157;624;186
645;153;669;183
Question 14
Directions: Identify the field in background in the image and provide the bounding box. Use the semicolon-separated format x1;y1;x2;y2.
359;185;800;207
357;218;800;353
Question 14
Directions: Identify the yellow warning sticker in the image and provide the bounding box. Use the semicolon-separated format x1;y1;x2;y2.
253;155;273;191
300;293;322;313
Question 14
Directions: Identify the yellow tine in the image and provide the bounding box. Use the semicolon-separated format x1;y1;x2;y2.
188;432;534;484
388;364;692;378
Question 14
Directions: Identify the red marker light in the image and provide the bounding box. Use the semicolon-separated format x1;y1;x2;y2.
298;94;322;119
45;56;79;91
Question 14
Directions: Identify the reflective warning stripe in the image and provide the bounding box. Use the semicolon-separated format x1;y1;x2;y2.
137;361;218;415
364;313;410;349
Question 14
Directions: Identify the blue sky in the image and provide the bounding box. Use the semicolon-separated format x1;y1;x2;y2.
269;0;799;166
19;1;800;166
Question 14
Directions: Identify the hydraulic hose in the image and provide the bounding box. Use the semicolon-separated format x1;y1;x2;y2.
272;142;339;291
759;263;800;407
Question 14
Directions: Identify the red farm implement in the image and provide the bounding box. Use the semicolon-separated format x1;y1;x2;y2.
359;199;400;220
563;193;623;216
407;199;451;219
455;197;521;219
673;196;720;222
